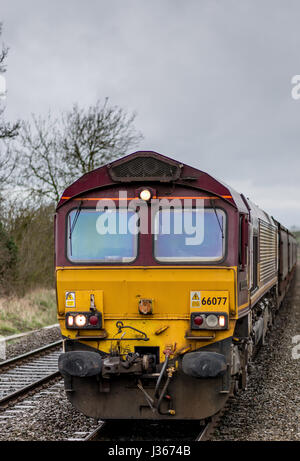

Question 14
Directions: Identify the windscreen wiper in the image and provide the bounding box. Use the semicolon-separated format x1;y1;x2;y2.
69;200;83;239
210;199;224;239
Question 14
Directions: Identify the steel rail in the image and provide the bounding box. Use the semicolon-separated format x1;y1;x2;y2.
0;340;63;369
0;370;60;406
0;340;63;407
195;421;212;441
195;400;231;441
84;422;106;441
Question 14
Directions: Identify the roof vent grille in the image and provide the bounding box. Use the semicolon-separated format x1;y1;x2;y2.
108;154;181;182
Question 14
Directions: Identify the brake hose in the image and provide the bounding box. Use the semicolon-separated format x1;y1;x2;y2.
154;355;169;398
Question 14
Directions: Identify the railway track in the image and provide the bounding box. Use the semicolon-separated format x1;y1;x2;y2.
195;415;224;441
66;422;106;441
0;340;63;407
75;419;210;442
195;397;233;441
0;338;230;441
0;337;227;441
76;396;232;441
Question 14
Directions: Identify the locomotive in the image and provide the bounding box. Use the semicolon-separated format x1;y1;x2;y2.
56;151;297;420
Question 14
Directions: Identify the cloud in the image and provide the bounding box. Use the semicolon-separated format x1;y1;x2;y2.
1;0;300;226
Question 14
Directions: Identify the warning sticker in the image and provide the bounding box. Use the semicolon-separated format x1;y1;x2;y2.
190;291;201;308
65;292;76;308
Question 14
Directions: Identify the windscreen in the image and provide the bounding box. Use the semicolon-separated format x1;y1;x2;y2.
154;208;225;262
67;209;138;263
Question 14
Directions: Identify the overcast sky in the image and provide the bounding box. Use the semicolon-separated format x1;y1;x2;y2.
1;0;300;227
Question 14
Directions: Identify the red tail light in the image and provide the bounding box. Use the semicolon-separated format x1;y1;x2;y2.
89;315;99;326
193;316;204;326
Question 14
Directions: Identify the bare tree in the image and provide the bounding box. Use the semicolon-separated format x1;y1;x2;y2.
16;99;143;202
0;23;19;185
61;99;142;177
18;114;65;202
0;25;7;72
0;23;19;139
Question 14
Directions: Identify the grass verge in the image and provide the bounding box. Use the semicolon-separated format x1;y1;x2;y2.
0;288;57;336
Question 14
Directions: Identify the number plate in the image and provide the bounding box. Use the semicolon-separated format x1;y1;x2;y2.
190;291;229;310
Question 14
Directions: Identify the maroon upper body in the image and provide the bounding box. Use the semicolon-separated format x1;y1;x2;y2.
55;151;249;269
54;150;297;313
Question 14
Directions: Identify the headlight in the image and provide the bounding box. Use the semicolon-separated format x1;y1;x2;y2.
205;314;218;328
74;314;87;327
139;189;152;201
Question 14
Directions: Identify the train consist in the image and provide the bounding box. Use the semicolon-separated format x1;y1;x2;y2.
56;151;297;420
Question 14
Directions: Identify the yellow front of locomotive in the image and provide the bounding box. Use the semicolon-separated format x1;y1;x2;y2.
57;266;237;362
57;270;237;419
56;155;241;420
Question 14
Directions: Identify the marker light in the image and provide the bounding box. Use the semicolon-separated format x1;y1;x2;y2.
219;315;226;327
139;189;152;201
205;314;218;328
74;314;87;327
193;316;204;326
67;315;74;327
